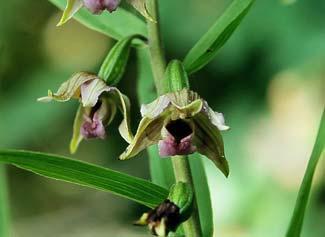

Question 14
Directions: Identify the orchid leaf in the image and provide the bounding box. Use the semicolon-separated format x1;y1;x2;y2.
48;0;147;40
0;150;168;208
286;110;325;237
183;0;254;74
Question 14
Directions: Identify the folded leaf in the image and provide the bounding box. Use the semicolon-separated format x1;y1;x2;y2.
48;0;147;40
0;150;168;208
183;0;254;74
286;111;325;237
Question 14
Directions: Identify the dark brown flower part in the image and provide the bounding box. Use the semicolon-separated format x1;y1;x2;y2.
135;200;181;237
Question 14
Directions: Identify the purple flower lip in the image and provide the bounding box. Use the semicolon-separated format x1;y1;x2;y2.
83;0;121;14
159;119;196;157
80;101;106;139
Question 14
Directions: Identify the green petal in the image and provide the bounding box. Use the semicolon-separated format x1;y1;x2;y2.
105;88;133;143
203;101;230;131
70;105;85;154
168;89;200;108
192;112;229;177
102;98;117;127
37;72;97;103
80;78;110;107
119;115;167;160
172;99;203;120
57;0;83;26
140;94;171;118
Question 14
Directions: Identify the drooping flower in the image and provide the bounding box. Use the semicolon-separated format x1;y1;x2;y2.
38;72;132;153
120;89;230;176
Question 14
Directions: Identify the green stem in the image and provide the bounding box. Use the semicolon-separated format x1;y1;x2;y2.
0;166;10;237
146;0;166;95
172;156;202;237
145;1;202;236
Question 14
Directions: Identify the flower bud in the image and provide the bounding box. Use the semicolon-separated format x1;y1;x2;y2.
98;35;145;85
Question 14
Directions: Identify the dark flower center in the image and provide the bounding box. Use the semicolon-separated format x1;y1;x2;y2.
147;199;181;233
90;100;102;117
166;119;192;143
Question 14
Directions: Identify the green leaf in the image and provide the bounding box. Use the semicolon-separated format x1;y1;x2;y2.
183;0;254;74
0;150;168;208
0;166;10;237
48;0;147;40
286;110;325;237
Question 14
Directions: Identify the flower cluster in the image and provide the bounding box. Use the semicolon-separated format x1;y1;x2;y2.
39;75;229;175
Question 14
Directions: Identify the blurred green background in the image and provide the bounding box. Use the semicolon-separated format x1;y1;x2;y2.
0;0;324;236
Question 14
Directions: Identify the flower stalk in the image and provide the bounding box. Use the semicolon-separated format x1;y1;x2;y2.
145;1;202;236
146;0;166;95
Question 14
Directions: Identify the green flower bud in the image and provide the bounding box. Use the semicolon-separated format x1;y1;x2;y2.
163;60;189;93
98;35;146;86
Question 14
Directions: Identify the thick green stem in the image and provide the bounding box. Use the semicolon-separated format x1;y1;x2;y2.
145;1;202;236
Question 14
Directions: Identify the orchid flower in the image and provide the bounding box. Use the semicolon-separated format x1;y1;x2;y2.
120;89;230;176
38;72;132;153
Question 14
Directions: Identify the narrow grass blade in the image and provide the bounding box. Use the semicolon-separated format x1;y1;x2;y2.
0;150;168;208
183;0;254;74
286;110;325;237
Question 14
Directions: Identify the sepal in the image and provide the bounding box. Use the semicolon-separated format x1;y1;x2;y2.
57;0;83;26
